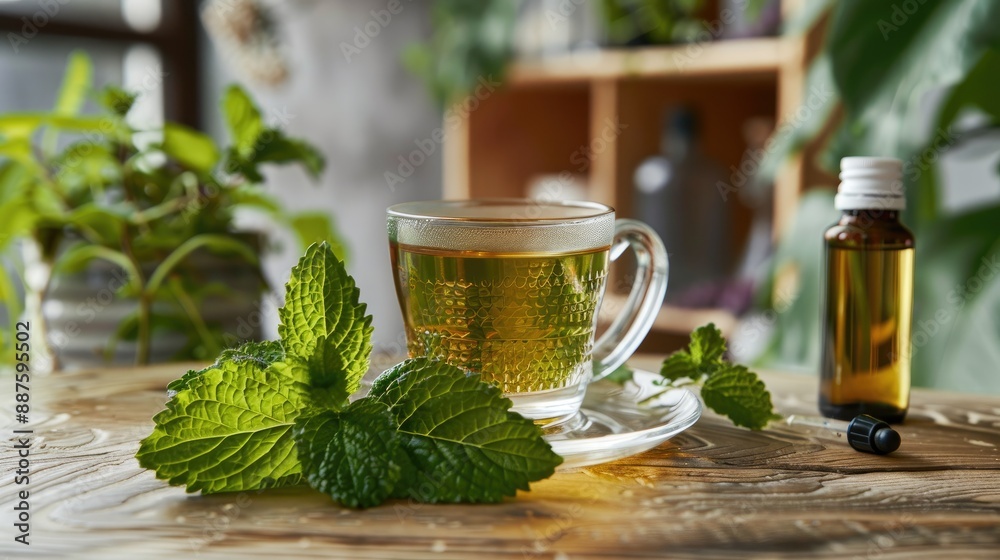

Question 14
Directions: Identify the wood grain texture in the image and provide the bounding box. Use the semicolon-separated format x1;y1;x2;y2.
2;356;999;559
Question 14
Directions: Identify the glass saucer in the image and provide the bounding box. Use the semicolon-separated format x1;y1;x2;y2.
544;368;702;469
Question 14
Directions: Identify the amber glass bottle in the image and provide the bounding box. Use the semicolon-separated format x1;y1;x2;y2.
820;158;914;423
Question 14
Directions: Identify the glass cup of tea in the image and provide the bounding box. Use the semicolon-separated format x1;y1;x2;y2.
387;199;668;425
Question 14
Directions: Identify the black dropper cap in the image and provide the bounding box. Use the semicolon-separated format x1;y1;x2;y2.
847;414;901;455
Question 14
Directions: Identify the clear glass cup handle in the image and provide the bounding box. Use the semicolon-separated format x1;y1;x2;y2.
592;219;669;380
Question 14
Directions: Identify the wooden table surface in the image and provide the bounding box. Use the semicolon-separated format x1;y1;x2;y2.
2;356;999;559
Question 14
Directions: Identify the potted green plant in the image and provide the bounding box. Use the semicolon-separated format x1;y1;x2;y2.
0;52;344;370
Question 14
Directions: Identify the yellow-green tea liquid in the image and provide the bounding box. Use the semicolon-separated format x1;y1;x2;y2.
390;242;609;394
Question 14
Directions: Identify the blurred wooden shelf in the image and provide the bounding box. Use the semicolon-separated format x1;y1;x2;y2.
508;37;787;85
442;1;832;349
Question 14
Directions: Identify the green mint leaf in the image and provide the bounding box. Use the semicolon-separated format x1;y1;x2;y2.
293;399;411;508
253;130;326;179
279;242;373;406
167;340;284;394
222;84;264;158
689;323;727;365
96;85;137;116
660;323;728;383
700;364;780;431
659;351;700;382
368;358;562;503
137;358;310;493
162;122;220;173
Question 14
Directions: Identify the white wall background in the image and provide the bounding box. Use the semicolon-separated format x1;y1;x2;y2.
199;0;442;360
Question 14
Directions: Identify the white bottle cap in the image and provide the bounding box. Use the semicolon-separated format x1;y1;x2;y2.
835;157;905;211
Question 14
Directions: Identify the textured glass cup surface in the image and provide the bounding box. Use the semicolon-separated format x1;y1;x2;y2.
388;199;667;424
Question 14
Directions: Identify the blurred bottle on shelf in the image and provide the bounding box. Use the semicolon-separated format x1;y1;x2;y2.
731;117;776;281
633;108;730;305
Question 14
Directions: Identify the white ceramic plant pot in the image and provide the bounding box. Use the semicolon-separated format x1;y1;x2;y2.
37;237;264;370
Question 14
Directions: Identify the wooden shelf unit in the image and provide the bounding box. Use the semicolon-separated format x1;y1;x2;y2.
506;37;786;84
442;20;828;350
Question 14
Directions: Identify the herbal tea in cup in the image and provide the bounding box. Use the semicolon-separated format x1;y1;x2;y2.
387;200;667;424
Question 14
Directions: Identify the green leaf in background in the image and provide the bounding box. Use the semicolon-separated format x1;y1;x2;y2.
279;242;372;405
136;358;310;493
61;204;129;246
53;51;92;116
911;205;1000;393
53;142;122;199
0;138;35;168
935;49;1000;132
700;364;781;431
162;123;221;173
53;244;140;291
42;50;93;156
826;0;1000;159
96;85;138;117
223;84;264;158
600;0;705;45
293;399;411;508
0;114;45;141
0;165;38;251
369;358;562;503
0;114;116;136
228;186;283;214
167;340;286;394
290;212;347;261
403;0;517;106
254;131;326;179
146;234;258;294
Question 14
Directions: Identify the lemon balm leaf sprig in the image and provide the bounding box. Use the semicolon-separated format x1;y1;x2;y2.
136;242;562;508
658;324;781;430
